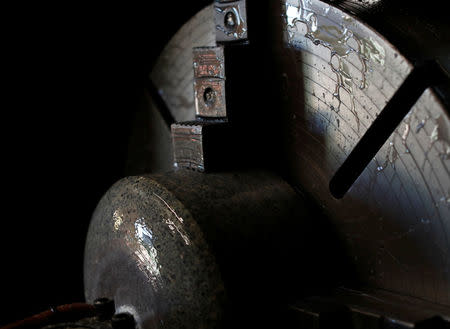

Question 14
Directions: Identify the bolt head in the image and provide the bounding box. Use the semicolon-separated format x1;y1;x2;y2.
203;87;216;107
111;312;136;329
93;297;115;320
224;11;237;30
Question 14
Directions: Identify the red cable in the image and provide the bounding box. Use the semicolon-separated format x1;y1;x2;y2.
1;303;96;329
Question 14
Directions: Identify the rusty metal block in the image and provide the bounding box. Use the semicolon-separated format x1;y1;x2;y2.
193;47;227;118
193;46;225;79
194;78;226;118
171;121;232;172
214;0;248;43
171;122;205;171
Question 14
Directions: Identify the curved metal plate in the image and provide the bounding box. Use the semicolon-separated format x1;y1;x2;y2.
277;0;450;305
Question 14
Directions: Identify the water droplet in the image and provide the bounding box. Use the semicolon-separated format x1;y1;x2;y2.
441;145;450;160
288;30;295;40
284;0;385;136
308;13;318;32
342;15;351;21
401;123;410;142
416;120;425;133
430;125;439;144
401;123;410;152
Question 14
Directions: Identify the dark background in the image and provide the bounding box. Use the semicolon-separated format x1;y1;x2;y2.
2;1;209;324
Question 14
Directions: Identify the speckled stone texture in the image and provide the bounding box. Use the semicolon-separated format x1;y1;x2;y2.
84;175;225;329
85;170;334;329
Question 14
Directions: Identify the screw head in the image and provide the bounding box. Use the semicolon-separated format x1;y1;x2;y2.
111;312;136;329
93;297;115;320
203;87;216;107
224;11;237;30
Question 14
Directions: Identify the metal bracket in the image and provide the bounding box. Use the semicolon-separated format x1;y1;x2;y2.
170;0;250;171
172;122;205;171
214;0;248;43
171;121;231;172
193;46;227;118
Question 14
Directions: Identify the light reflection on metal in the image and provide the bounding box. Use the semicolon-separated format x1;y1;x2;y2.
283;0;385;130
214;0;248;42
153;193;191;245
134;218;162;289
113;209;123;231
278;0;450;304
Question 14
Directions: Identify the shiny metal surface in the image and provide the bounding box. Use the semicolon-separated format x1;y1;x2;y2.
214;0;248;42
193;46;227;118
275;0;450;305
84;170;333;328
84;175;225;329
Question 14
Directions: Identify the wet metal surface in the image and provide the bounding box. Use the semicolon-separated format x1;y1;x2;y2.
275;0;450;305
193;46;227;118
214;0;248;42
330;61;449;198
